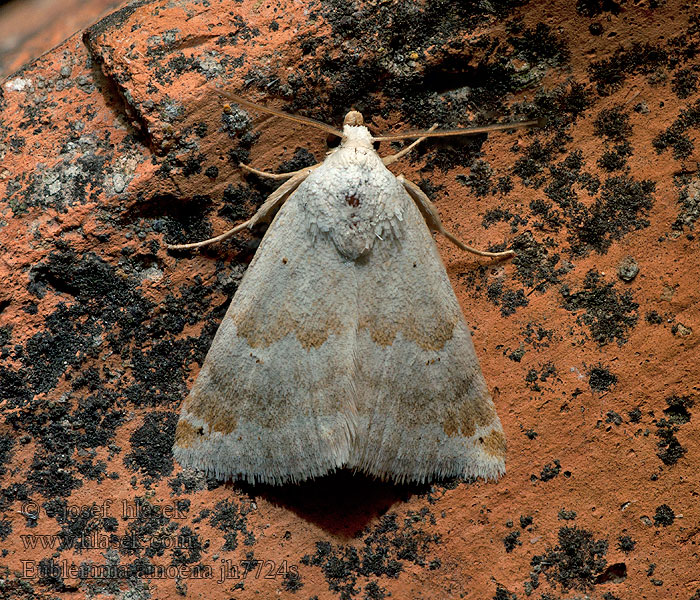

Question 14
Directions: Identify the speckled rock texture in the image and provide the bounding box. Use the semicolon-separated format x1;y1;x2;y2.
0;1;698;599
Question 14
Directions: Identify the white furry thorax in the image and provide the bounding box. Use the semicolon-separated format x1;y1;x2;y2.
299;124;408;260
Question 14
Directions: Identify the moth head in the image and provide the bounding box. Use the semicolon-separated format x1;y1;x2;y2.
343;110;364;127
340;110;375;149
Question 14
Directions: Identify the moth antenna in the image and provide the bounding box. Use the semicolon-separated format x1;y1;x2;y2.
211;87;344;138
373;118;544;142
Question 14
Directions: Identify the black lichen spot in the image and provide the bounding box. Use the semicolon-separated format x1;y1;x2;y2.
25;248;153;393
520;515;534;528
119;496;175;559
597;141;632;172
588;365;617;392
5;367;126;496
589;42;668;96
0;515;11;541
277;147;317;173
456;159;493;197
646;310;664;325
171;525;204;566
220;183;264;223
182;153;205;177
522;322;554;349
525;362;558;392
508;345;525;362
496;175;513;194
628;407;642;423
364;580;387;600
570;175;655;254
282;570;303;592
656;419;686;466
529;198;561;230
576;0;622;17
37;558;67;592
0;482;29;513
488;280;529;317
606;411;622;426
124;412;178;480
302;510;440;598
43;498;100;551
166;53;200;76
671;67;699;99
543;148;589;209
9;135;25;153
593;106;631;141
0;434;14;478
289;0;545;136
513;138;556;186
558;509;577;520
531;526;608;591
617;535;636;552
482;208;528;233
655;395;693;465
210;498;255;551
503;530;522;552
420;137;487;173
663;394;693;424
221;105;254;138
511;232;569;293
494;583;518;600
515;81;592;131
539;459;561;482
137;192;214;247
561;270;638;345
653;504;675;527
508;22;570;66
652;100;700;160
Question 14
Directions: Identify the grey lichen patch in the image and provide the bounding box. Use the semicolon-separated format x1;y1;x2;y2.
2;133;112;215
672;176;700;232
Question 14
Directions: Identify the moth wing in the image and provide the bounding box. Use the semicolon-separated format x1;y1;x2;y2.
173;188;358;485
348;192;506;484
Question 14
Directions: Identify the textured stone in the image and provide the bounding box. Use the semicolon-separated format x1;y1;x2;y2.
0;1;698;599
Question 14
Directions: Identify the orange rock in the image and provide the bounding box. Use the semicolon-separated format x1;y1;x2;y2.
0;1;698;598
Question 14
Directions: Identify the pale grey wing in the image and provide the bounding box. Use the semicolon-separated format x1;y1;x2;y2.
348;193;506;484
173;190;358;485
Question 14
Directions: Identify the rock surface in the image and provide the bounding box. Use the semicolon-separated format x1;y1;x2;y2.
0;0;698;599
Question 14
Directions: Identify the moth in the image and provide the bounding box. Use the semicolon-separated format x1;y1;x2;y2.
171;91;538;485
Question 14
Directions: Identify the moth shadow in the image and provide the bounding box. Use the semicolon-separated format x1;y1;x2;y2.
239;470;431;539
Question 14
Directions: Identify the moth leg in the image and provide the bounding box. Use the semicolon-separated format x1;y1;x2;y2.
382;124;438;166
167;171;310;251
399;175;515;259
239;162;319;180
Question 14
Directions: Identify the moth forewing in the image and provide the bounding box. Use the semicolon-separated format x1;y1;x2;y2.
172;102;530;485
